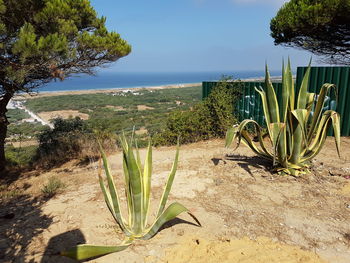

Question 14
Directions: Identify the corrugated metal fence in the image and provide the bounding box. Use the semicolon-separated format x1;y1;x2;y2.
296;67;350;136
202;67;350;136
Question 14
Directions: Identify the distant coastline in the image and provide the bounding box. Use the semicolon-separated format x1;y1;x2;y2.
13;74;286;100
14;83;202;99
30;71;282;93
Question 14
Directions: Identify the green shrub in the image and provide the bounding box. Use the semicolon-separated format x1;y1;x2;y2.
41;176;66;197
7;108;31;123
5;145;37;167
154;78;243;145
36;117;117;168
7;122;46;139
36;117;92;167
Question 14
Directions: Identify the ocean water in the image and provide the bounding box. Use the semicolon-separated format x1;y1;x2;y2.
38;71;280;92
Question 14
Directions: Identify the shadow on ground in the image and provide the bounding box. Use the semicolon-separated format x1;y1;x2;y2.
41;229;86;263
0;192;52;263
222;154;272;176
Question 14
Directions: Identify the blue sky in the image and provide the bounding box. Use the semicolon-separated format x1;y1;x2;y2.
91;0;316;72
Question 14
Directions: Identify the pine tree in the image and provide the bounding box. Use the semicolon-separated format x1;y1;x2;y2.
270;0;350;65
0;0;131;172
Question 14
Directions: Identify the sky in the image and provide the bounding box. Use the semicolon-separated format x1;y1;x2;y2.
90;0;316;72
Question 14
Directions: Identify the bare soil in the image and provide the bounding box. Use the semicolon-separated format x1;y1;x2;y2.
1;137;350;263
137;105;155;111
105;105;126;111
37;110;89;122
9;140;38;147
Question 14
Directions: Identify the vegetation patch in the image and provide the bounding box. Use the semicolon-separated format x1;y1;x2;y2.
7;109;31;123
5;145;38;167
154;79;243;145
41;176;66;198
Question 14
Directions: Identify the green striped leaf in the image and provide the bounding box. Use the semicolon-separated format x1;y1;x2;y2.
235;119;272;158
156;141;180;218
297;60;311;109
142;141;153;228
123;139;143;235
225;126;237;148
331;112;341;158
291;109;308;147
269;123;285;166
286;58;295;110
265;64;280;123
307;83;336;142
61;241;132;260
142;202;189;240
99;145;129;234
281;59;290;122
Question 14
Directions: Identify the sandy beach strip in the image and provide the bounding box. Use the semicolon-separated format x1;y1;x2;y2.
13;83;202;100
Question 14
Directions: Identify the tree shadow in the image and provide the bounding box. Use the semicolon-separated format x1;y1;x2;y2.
0;193;53;263
0;167;37;185
223;154;272;176
41;229;86;263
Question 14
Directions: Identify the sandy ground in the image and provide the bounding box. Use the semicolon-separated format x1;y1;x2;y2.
37;110;90;122
137;105;155;111
1;137;350;263
9;140;38;148
13;83;201;100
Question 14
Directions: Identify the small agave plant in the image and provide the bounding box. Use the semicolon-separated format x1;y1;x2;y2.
62;135;199;260
226;60;341;176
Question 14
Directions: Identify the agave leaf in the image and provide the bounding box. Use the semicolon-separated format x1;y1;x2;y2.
297;60;311;109
235;119;272;158
331;112;341;157
286;58;295;110
142;141;152;228
281;60;290;122
265;64;280;123
291;109;308;147
61;240;132;261
302;110;340;162
123;139;143;235
97;160;114;214
225;126;237;148
156;142;180;218
135;139;143;173
307;83;336;142
269;123;285;166
142;202;189;240
99;146;129;234
306;92;316;112
289;112;304;165
240;130;271;160
301;114;330;162
119;135;133;226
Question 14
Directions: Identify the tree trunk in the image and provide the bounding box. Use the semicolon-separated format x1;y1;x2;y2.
0;92;12;173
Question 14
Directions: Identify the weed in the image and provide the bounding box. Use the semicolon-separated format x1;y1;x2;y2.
41;176;66;197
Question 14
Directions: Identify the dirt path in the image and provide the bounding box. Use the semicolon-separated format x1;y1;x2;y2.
1;138;349;262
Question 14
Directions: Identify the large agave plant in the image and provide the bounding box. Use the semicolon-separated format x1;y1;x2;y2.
62;135;199;260
226;61;341;176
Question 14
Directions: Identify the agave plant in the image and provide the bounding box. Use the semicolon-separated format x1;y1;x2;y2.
226;61;341;176
62;135;199;260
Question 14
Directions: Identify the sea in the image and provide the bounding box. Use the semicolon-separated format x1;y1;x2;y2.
39;71;281;92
